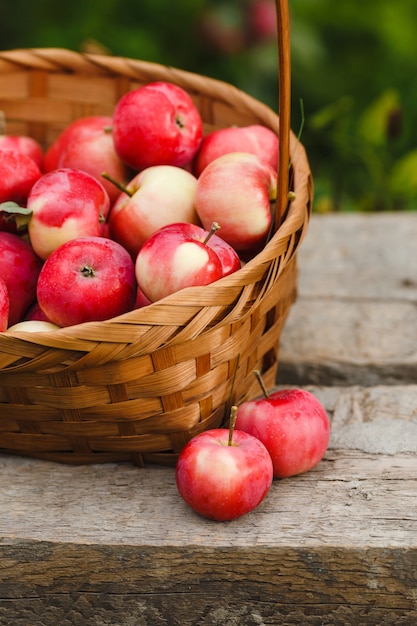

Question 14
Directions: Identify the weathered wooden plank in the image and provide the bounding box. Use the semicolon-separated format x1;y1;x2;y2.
1;453;416;626
278;213;417;386
1;441;417;622
294;213;417;301
0;591;415;626
1;448;416;550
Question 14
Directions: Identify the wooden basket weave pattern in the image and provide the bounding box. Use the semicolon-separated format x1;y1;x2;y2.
0;45;313;466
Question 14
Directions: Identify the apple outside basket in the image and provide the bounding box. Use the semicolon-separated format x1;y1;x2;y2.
0;0;313;466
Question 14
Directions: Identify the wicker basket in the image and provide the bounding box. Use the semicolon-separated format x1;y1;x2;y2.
0;0;313;466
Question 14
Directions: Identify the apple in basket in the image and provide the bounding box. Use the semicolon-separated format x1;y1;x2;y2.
235;373;331;479
0;149;42;206
44;116;131;204
7;320;61;332
0;231;43;328
112;81;203;170
27;168;111;260
193;124;279;176
135;221;240;302
0;133;44;170
24;299;53;323
106;165;200;258
176;406;273;521
0;278;9;332
195;151;277;254
133;285;152;310
36;236;137;327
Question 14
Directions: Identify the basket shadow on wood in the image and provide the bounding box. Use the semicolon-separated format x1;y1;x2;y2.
0;48;313;466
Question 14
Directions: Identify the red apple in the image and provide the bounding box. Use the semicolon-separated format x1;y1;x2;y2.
202;222;242;277
112;81;203;170
107;165;200;258
44;116;131;204
194;152;277;253
0;134;44;170
134;222;239;302
0;149;42;205
0;278;9;331
235;381;331;479
36;237;137;327
133;286;152;309
193;124;279;176
27;168;111;259
0;231;43;327
24;300;52;322
175;407;273;521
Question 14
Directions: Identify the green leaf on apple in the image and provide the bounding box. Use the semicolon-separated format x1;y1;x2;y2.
0;201;33;230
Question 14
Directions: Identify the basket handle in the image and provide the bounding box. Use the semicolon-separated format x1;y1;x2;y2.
275;0;291;227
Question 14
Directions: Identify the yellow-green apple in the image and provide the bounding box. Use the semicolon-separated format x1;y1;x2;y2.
0;278;9;331
194;151;277;253
44;116;131;204
175;407;273;521
7;320;60;332
107;165;200;258
0;134;44;170
135;222;240;302
36;236;137;327
0;149;42;206
27;168;111;260
112;81;203;170
193;124;279;176
0;231;43;327
235;383;331;479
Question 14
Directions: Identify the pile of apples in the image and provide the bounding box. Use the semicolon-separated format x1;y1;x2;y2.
0;80;279;333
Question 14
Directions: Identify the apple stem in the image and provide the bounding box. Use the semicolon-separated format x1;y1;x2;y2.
101;171;133;197
253;369;270;399
228;405;238;446
203;221;220;245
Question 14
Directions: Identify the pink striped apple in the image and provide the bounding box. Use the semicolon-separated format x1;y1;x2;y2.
107;165;200;258
193;124;278;176
27;168;110;260
135;222;240;302
44;116;130;204
195;151;277;254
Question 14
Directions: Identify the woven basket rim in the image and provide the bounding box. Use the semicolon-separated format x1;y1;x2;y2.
0;46;312;346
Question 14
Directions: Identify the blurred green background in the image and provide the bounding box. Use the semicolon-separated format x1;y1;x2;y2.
1;0;416;212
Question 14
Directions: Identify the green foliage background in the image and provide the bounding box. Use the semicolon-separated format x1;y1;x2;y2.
1;0;416;212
